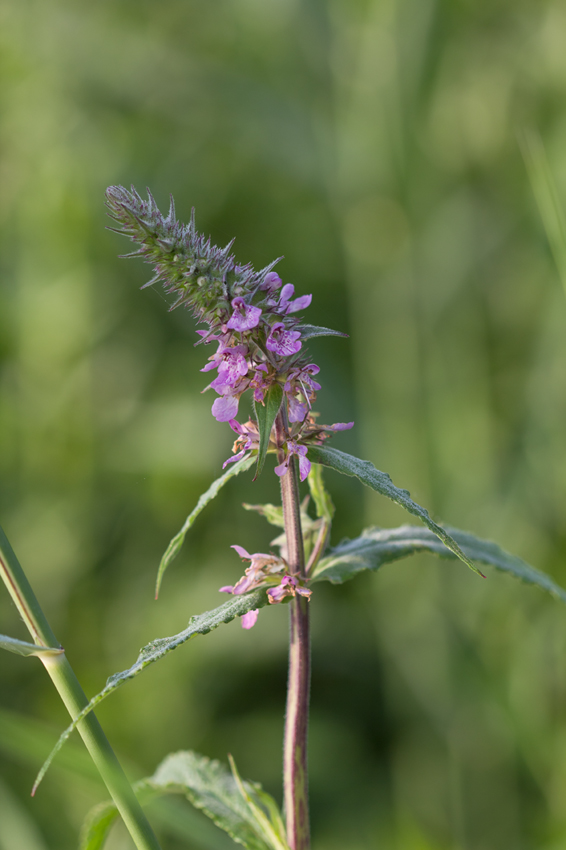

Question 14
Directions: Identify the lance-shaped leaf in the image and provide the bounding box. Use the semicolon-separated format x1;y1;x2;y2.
253;383;283;480
307;446;483;578
295;324;348;339
34;590;268;794
0;635;62;658
155;453;255;597
307;463;334;524
81;751;288;850
312;525;566;603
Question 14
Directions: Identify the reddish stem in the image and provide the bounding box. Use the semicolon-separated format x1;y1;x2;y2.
276;412;311;850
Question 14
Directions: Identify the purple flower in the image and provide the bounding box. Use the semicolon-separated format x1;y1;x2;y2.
274;440;311;481
222;419;262;467
278;284;312;315
212;395;239;421
300;364;321;390
204;346;249;392
226;297;262;331
228;545;285;595
250;363;270;403
284;364;321;395
266;323;302;356
260;271;282;291
219;545;286;629
284;363;322;423
267;575;312;604
220;546;312;626
288;394;308;423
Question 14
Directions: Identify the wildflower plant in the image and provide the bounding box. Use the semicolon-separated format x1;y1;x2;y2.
2;187;566;850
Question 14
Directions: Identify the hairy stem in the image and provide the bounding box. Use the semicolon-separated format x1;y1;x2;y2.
276;412;311;850
0;523;162;850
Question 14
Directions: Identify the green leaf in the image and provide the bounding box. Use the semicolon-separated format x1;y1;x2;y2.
307;446;484;578
81;752;288;850
80;781;156;850
152;751;285;850
253;383;283;480
0;634;62;658
312;524;566;603
155;453;255;598
243;496;314;532
295;324;348;339
34;590;268;793
243;503;285;528
79;799;121;850
307;463;334;523
227;755;289;850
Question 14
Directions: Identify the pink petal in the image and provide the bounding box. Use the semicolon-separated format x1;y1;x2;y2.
286;294;312;314
231;544;252;560
298;454;311;481
260;272;282;290
267;586;286;604
222;449;247;469
212;395;239;422
288;396;308;423
280;283;295;302
201;360;218;372
219;585;234;593
241;609;259;629
226;303;262;331
233;576;254;595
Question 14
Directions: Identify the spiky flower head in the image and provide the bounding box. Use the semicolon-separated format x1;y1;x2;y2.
106;186;353;477
105;185;280;328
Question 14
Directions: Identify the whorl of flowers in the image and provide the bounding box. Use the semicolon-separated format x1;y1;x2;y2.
106;186;353;480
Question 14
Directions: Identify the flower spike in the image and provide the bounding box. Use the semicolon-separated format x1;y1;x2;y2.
106;186;352;478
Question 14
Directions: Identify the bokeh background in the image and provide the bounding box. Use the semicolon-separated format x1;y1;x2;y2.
2;1;566;848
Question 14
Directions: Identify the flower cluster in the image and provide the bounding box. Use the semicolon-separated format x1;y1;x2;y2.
220;545;312;628
106;186;353;480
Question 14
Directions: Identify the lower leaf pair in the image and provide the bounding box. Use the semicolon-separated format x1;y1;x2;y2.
81;751;289;850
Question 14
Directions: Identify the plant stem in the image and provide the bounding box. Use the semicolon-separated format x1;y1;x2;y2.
0;522;162;850
276;412;311;850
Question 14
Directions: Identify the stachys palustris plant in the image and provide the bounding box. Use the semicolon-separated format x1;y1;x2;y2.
3;186;566;850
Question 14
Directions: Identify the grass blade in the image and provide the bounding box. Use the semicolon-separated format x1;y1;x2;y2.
520;128;566;295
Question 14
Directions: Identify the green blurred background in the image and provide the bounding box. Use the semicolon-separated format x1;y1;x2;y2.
2;0;566;847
